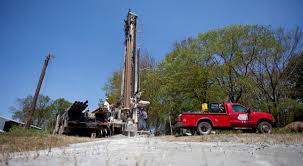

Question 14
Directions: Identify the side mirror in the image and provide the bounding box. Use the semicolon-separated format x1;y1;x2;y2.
247;108;251;114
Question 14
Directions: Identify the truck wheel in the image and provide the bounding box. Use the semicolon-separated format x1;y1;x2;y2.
197;122;212;135
258;121;272;134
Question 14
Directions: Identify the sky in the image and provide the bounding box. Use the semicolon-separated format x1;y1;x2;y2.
0;0;302;119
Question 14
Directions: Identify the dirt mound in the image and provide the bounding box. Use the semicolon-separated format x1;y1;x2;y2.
285;121;303;132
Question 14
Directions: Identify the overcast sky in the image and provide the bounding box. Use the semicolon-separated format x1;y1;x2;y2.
0;0;302;118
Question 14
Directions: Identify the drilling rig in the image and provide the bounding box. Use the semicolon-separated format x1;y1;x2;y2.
54;10;149;137
119;9;150;135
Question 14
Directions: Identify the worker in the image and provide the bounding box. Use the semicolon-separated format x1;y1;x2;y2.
141;109;148;130
104;98;112;120
138;107;148;130
104;98;111;112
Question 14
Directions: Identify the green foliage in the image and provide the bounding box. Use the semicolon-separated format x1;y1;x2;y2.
272;127;293;134
7;126;47;137
11;95;52;128
50;98;71;115
47;98;71;131
102;71;122;105
287;53;303;101
104;25;303;132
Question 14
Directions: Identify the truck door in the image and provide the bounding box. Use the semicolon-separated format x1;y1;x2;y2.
210;103;229;127
230;105;249;127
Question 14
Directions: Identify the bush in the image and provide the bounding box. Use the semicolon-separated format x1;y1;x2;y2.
6;126;47;137
285;122;303;132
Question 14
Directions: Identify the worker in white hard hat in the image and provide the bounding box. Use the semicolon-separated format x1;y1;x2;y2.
104;97;111;112
103;97;112;121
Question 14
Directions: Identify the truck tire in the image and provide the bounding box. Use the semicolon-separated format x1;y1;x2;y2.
197;122;212;135
258;121;272;134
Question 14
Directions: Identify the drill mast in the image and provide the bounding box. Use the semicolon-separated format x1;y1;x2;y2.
121;10;139;110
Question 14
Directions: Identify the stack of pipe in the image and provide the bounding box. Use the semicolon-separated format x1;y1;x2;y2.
67;100;88;121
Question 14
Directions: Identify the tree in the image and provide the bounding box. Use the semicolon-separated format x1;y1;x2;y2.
11;95;52;128
287;52;303;102
102;71;122;105
284;52;303;122
50;98;71;115
157;39;210;112
48;98;71;131
250;27;303;125
196;25;273;104
104;25;303;131
11;95;71;130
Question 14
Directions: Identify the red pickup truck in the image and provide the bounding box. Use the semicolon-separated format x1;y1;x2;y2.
174;102;275;135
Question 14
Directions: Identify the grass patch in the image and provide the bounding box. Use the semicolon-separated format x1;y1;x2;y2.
7;126;48;137
272;127;293;134
0;126;98;154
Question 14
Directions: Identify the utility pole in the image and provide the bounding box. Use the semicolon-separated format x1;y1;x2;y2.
24;53;53;129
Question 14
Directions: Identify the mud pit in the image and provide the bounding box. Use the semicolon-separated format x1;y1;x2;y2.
2;135;303;166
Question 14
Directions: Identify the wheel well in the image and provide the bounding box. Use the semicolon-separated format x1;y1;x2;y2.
257;119;272;127
197;119;213;127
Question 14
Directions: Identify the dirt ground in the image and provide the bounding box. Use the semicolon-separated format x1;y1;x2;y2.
1;134;303;166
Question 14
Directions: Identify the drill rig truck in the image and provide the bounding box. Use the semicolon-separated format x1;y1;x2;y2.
54;10;150;137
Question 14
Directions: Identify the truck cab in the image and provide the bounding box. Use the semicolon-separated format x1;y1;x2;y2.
175;102;275;135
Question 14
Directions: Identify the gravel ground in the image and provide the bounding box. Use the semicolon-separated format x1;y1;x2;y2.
2;135;303;166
